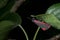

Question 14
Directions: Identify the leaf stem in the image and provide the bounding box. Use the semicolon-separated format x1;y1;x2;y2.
33;27;40;40
18;24;29;40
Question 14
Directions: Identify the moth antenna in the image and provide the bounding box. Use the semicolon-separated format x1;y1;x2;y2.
27;17;36;22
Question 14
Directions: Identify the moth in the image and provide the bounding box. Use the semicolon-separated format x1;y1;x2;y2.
32;18;51;31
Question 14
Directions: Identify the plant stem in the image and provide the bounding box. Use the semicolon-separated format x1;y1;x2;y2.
18;24;29;40
10;0;25;12
33;27;40;40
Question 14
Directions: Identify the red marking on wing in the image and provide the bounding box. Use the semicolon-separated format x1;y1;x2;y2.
42;28;46;31
32;19;51;31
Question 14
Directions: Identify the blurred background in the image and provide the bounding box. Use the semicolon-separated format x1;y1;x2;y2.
8;0;60;40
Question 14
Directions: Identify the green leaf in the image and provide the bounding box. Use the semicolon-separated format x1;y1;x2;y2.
46;3;60;20
0;11;21;40
0;20;14;40
0;11;22;24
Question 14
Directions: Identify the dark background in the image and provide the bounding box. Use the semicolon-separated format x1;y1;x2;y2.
8;0;60;40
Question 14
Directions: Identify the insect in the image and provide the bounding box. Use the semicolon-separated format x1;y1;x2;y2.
28;15;51;31
32;18;51;31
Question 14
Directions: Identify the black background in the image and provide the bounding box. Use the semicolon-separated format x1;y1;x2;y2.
8;0;60;40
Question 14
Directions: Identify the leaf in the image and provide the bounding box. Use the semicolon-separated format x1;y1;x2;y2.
0;11;22;40
0;11;21;40
46;3;60;20
0;11;22;24
0;20;14;40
